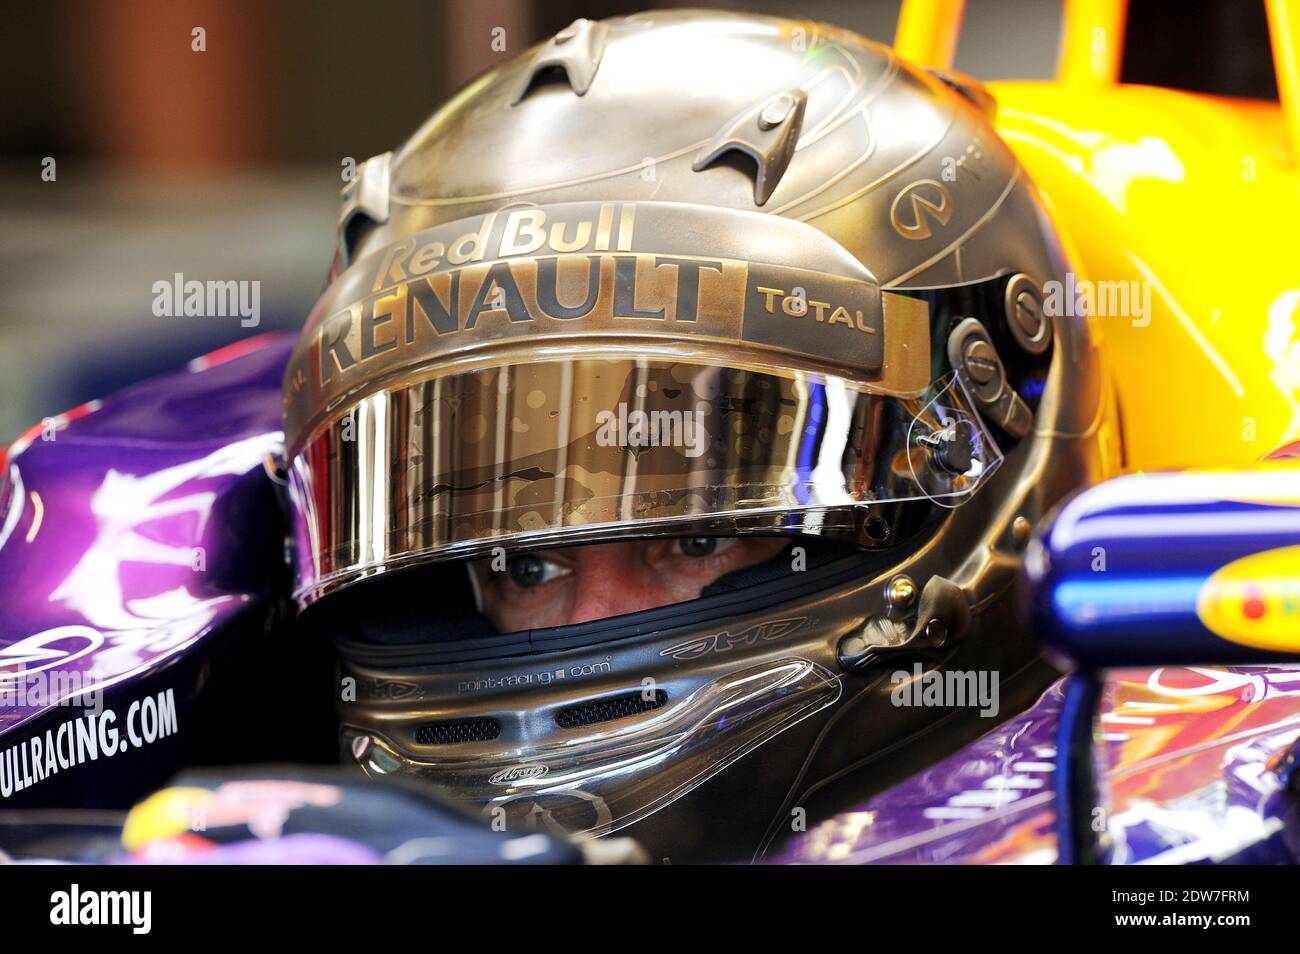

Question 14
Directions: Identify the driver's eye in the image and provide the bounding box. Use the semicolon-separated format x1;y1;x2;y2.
677;537;719;558
506;554;564;588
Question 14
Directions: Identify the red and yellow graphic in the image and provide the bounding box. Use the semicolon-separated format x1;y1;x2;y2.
1197;545;1300;653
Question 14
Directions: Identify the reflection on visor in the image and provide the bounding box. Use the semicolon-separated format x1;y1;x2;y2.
346;658;841;838
290;360;1003;602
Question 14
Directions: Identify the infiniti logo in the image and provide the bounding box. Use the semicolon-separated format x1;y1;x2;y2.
489;765;548;786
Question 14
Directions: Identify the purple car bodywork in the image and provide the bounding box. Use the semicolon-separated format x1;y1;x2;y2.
778;667;1300;864
0;335;291;807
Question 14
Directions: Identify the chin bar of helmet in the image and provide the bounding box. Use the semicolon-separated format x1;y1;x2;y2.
336;542;987;839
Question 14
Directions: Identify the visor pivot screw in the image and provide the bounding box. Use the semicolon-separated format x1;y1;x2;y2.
1014;291;1042;334
962;339;1000;385
886;575;918;610
1004;274;1052;355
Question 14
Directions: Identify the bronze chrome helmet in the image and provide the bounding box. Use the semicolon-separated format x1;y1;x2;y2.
283;10;1121;862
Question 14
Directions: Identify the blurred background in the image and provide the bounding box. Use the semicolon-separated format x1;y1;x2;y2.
0;0;1276;440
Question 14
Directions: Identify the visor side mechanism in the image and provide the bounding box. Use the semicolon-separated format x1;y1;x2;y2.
836;576;971;672
947;317;1033;439
907;575;971;647
916;418;977;475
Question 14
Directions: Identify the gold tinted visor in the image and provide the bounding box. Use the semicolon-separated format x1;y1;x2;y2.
288;362;1001;602
284;202;999;603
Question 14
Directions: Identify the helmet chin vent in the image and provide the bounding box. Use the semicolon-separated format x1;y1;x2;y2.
412;718;502;745
556;691;667;729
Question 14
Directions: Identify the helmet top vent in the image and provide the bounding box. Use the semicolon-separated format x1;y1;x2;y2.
511;18;609;105
692;88;808;206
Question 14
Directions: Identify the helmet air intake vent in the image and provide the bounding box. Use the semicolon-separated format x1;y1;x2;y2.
556;690;668;729
412;718;502;745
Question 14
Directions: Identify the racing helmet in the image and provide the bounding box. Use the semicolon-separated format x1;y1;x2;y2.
283;10;1121;861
